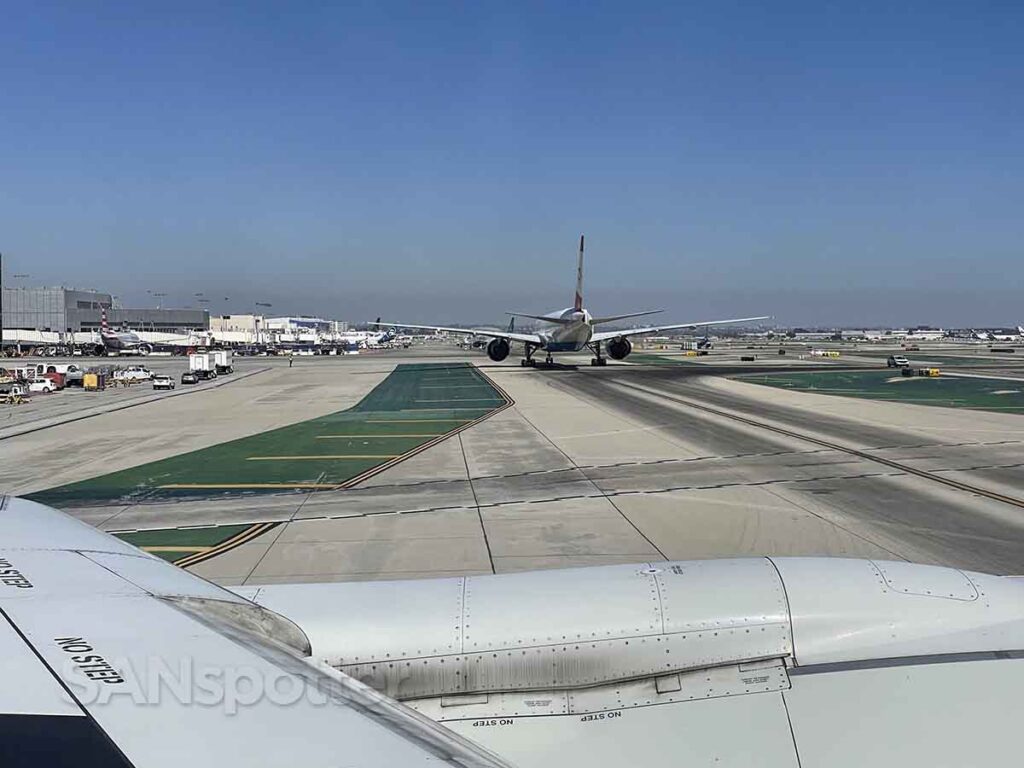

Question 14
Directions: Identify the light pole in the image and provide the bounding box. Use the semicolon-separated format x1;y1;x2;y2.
254;302;272;344
0;260;24;356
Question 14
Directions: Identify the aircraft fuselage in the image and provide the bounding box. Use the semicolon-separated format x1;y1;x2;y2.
534;308;594;352
100;330;149;354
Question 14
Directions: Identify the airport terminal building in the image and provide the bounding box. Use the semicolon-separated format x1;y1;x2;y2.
2;287;209;336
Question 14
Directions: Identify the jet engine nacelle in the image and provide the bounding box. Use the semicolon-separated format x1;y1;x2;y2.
486;338;510;362
607;337;632;360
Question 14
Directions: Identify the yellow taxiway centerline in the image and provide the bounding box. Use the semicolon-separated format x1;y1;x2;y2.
419;384;494;389
415;398;502;403
177;521;280;569
366;418;471;423
158;482;341;489
142;546;213;553
316;434;439;439
399;407;495;412
246;454;401;461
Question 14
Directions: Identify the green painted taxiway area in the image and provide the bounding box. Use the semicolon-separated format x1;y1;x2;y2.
853;352;1024;367
29;363;508;563
741;370;1024;414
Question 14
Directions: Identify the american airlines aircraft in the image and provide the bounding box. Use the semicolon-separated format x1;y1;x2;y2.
375;237;769;366
96;307;153;355
4;494;1024;766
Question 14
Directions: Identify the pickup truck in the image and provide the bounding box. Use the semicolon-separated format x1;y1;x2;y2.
114;366;154;382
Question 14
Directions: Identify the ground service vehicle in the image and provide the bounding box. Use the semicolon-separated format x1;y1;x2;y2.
188;353;217;380
212;349;233;374
152;375;175;390
888;355;910;368
115;366;154;382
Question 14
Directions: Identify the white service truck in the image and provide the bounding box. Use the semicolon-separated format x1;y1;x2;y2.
212;349;233;375
188;353;217;380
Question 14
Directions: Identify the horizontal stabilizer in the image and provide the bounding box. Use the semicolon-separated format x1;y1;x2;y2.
591;309;664;325
505;311;575;325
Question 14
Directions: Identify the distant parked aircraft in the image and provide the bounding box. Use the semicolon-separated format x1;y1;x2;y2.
97;308;152;355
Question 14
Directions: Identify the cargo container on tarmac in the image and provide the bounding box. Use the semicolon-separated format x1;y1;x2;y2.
211;349;233;374
83;372;106;390
188;353;217;380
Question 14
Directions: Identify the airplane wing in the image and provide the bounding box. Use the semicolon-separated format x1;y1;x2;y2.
8;494;1024;766
591;315;771;342
0;495;510;768
373;321;543;345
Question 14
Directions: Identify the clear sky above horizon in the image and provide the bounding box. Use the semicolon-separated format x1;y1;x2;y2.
1;2;1021;327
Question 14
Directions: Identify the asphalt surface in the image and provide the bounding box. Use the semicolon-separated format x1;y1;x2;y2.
7;345;1024;582
533;365;1024;574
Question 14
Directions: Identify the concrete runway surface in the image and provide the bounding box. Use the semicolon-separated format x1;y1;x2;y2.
3;346;1024;585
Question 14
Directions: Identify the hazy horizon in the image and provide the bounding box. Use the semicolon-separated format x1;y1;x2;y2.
1;3;1021;327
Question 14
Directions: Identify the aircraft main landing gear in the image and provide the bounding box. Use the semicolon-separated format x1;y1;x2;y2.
588;342;607;366
520;344;538;367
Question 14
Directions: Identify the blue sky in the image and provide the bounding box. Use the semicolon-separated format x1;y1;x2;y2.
1;2;1021;326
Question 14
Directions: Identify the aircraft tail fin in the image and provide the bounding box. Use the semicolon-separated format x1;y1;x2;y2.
507;316;515;334
101;306;109;333
574;235;584;311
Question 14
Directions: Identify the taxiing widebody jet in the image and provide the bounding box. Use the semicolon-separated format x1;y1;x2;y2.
375;236;770;366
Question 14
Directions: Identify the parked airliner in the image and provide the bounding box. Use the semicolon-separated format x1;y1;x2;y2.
97;307;152;355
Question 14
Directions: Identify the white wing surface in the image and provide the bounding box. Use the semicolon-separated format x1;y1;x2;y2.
0;495;510;768
373;321;543;345
590;315;771;342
